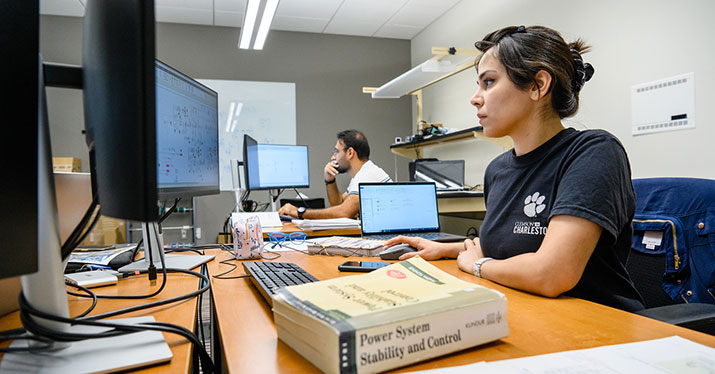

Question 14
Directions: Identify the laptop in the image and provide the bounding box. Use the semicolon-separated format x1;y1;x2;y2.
358;182;467;242
411;160;467;191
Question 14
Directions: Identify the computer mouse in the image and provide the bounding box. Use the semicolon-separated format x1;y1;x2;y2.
378;243;418;260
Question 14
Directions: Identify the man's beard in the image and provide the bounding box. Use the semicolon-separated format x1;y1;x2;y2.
335;163;349;174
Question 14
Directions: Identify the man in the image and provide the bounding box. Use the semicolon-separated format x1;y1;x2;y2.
278;129;391;219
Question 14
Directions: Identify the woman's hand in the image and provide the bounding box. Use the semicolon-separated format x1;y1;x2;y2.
383;236;462;261
457;238;484;275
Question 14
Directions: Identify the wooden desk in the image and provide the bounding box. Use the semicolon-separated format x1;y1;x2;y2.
0;267;201;373
437;193;486;220
207;249;715;373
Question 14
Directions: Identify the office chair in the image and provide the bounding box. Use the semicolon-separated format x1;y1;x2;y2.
627;177;715;335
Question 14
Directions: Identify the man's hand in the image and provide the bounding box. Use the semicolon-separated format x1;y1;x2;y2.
324;161;339;182
278;203;298;218
457;239;484;274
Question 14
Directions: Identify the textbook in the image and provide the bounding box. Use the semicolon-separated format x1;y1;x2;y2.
307;236;386;257
272;256;508;374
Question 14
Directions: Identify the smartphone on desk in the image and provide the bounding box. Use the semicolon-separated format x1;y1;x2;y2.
338;261;390;273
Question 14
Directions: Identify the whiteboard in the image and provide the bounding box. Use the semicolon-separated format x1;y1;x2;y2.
197;79;296;191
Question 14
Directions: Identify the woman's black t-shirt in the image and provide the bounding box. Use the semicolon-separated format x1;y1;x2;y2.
479;128;644;312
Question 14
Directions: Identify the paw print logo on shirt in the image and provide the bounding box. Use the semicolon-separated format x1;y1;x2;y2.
524;192;546;218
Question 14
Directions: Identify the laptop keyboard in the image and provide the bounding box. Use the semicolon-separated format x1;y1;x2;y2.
242;261;319;306
364;232;446;240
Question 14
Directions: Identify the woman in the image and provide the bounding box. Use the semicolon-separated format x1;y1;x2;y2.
385;25;644;312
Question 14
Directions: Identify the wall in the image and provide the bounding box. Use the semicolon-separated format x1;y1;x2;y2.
412;0;715;184
40;15;412;244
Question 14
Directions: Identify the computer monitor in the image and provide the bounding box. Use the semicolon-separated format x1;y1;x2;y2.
2;1;38;280
412;159;465;190
2;1;180;371
155;60;219;199
243;134;310;190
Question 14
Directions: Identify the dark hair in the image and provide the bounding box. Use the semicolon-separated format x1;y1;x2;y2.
474;25;594;119
337;129;370;161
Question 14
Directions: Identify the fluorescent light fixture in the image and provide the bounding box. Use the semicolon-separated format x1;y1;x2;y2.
238;0;280;50
238;0;260;49
253;0;279;50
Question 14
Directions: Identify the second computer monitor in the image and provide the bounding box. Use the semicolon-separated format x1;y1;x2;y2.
155;60;219;199
243;134;309;190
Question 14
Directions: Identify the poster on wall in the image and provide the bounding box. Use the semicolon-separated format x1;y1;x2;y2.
197;79;296;191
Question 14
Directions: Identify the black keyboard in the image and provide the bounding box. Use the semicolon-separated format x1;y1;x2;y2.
242;261;319;306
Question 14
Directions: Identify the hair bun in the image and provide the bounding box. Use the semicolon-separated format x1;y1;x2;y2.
583;63;595;82
571;49;594;92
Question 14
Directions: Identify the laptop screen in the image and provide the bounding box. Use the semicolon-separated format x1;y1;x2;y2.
359;182;440;234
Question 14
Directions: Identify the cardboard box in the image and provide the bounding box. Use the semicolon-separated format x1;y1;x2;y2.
80;216;127;246
53;157;81;172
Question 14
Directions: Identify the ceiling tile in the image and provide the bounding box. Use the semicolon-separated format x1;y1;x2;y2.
272;15;332;34
156;0;213;10
214;10;244;28
324;0;409;36
385;0;461;28
40;0;85;17
39;0;460;41
276;0;343;19
156;6;213;25
215;0;247;13
373;24;422;39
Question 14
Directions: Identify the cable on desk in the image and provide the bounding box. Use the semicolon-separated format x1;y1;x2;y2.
212;258;251;279
15;291;216;373
64;280;98;318
61;195;100;259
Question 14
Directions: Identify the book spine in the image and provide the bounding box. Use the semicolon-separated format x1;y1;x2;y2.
307;245;382;257
338;298;508;374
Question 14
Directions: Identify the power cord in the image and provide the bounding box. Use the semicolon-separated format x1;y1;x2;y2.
16;291;215;373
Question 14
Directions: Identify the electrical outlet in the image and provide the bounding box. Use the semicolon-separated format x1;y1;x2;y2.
196;227;202;240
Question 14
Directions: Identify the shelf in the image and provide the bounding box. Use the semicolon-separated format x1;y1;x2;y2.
363;47;481;126
390;126;512;160
363;47;479;99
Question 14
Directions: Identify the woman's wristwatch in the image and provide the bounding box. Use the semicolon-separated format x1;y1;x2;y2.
473;257;493;278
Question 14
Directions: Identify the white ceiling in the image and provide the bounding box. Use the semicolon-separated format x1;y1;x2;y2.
40;0;461;40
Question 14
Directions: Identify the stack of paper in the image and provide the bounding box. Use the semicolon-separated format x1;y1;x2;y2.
409;336;715;373
231;212;282;228
294;218;360;231
306;236;385;256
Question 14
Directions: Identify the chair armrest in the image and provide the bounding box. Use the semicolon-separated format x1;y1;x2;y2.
636;303;715;336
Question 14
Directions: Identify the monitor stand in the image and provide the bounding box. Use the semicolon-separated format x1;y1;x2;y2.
0;316;172;373
269;189;281;212
3;65;172;373
118;222;214;272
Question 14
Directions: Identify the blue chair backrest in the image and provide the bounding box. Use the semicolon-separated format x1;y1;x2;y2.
631;178;715;305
